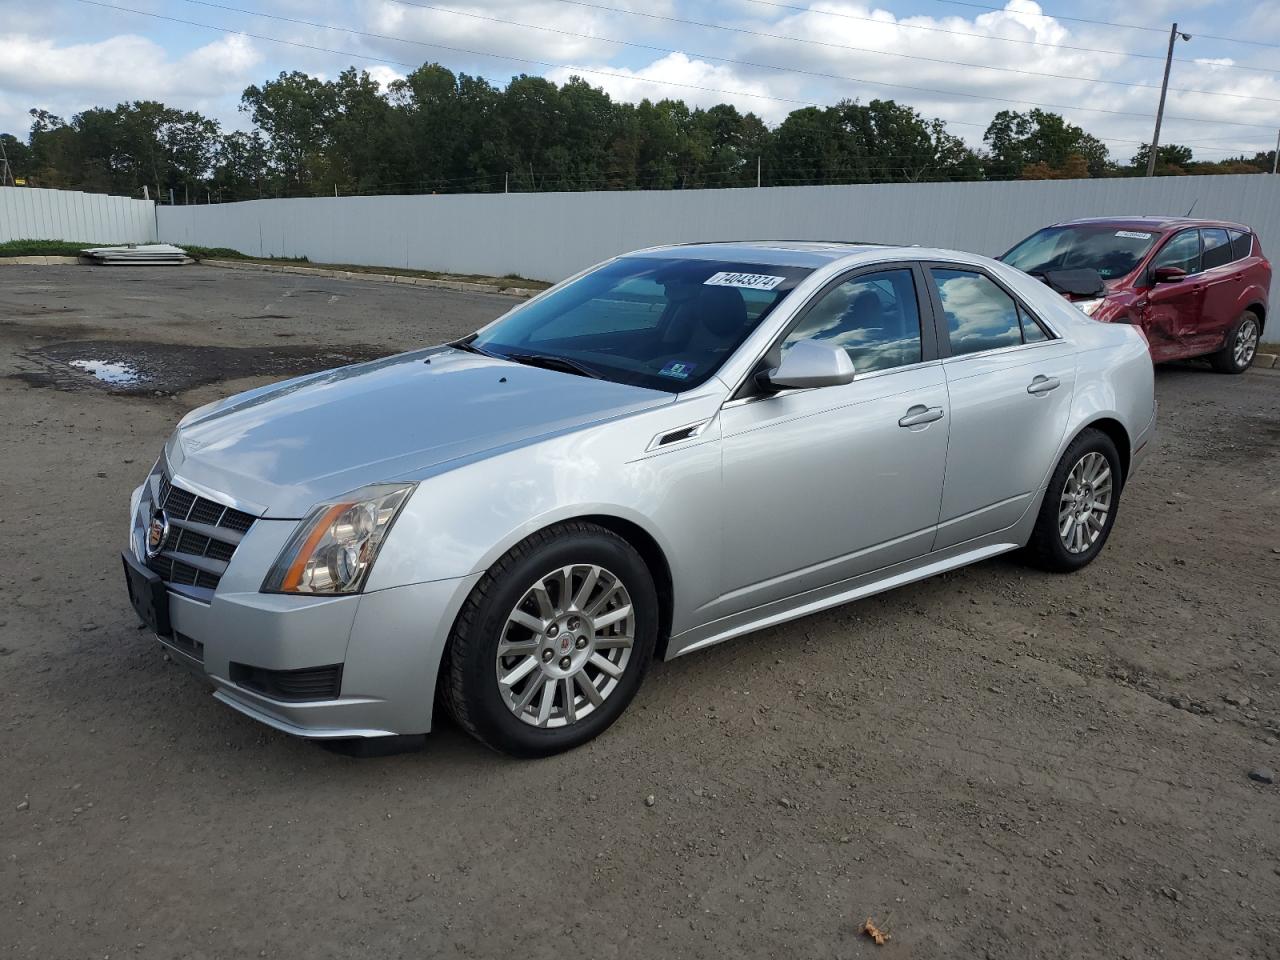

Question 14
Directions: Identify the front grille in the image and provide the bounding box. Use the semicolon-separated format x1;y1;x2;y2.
229;662;344;702
146;474;257;595
156;475;257;534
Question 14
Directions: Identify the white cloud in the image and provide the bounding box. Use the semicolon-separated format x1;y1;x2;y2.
546;52;796;122
0;32;263;134
4;0;1278;165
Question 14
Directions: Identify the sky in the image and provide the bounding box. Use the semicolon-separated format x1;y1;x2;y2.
3;0;1280;166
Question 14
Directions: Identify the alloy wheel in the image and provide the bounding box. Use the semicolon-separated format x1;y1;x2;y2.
1058;452;1113;555
495;564;634;728
1234;317;1259;369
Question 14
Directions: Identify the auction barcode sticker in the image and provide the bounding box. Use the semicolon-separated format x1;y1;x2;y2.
704;272;786;290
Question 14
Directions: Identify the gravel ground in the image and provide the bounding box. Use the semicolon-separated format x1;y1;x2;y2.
1;265;1278;960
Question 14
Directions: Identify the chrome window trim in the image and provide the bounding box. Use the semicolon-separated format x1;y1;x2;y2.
937;337;1068;367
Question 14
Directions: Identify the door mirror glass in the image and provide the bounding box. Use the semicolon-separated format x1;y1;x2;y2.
763;339;855;390
1150;265;1188;284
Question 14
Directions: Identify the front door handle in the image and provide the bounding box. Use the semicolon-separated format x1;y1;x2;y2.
898;404;945;427
1027;375;1061;395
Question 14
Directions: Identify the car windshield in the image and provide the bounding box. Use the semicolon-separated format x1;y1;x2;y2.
1001;225;1162;280
468;256;813;392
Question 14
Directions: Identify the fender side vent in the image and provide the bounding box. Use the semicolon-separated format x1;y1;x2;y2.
647;418;713;452
658;425;699;446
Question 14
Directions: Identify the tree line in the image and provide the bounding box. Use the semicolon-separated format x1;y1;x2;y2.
2;63;1274;202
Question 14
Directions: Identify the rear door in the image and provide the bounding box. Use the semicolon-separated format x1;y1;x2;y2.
924;265;1077;550
1141;228;1205;360
1197;227;1242;353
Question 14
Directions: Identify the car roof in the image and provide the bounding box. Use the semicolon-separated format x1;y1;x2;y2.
629;240;903;268
1050;216;1252;232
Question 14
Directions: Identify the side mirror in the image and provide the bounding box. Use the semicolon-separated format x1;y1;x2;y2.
760;339;855;391
1150;265;1188;284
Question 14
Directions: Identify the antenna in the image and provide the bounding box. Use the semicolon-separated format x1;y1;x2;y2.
1186;198;1199;217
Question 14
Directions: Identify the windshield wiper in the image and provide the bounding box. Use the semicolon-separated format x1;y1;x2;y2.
451;337;501;359
504;352;604;380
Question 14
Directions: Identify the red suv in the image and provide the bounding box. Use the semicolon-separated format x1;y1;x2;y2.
1001;217;1269;373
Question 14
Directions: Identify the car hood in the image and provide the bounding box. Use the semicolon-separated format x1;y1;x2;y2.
165;347;674;517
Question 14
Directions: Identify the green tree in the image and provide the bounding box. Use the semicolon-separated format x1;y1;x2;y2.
1129;142;1194;176
241;71;336;193
984;109;1109;179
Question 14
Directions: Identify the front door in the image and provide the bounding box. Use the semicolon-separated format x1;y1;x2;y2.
923;266;1078;550
1140;228;1205;361
718;266;949;616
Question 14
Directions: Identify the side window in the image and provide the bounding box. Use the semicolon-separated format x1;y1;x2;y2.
929;269;1023;356
1019;304;1049;343
782;268;923;374
1151;230;1201;275
1201;228;1233;270
1229;229;1253;261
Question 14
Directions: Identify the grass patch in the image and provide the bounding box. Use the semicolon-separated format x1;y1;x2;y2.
1;239;551;291
0;239;107;257
188;246;549;291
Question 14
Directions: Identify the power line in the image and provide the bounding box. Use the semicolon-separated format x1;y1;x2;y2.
87;0;1280;133
925;0;1166;34
69;0;1280;163
925;0;1280;50
586;0;1280;77
379;0;1280;105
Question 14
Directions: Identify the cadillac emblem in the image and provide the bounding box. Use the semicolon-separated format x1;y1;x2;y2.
146;509;170;559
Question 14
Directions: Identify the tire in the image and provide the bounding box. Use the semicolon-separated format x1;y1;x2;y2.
1024;428;1123;573
1209;310;1261;374
442;521;658;758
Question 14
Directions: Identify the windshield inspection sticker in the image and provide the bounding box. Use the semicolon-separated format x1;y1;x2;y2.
704;271;786;291
659;360;697;380
1115;230;1153;240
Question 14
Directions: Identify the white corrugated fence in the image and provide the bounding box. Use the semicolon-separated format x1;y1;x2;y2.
0;186;157;244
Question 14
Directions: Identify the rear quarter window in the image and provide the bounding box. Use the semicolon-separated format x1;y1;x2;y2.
1229;230;1254;261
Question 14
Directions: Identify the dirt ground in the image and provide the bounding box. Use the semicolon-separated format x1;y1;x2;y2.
1;265;1278;960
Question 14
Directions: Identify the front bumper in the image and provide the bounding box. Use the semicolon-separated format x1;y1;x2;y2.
127;480;479;739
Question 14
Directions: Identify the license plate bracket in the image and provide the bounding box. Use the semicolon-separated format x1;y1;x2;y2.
121;551;172;637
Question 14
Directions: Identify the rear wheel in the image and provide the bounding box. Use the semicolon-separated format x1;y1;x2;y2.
1209;311;1260;374
442;521;657;757
1024;428;1122;573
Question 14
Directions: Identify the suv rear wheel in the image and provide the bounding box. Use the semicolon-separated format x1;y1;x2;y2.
1210;311;1260;374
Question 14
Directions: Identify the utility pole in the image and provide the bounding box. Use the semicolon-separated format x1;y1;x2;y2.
505;171;509;194
1147;22;1192;177
1273;129;1279;174
0;137;12;187
756;156;762;188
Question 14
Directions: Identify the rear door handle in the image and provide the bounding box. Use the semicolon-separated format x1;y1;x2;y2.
1027;375;1061;395
898;404;945;427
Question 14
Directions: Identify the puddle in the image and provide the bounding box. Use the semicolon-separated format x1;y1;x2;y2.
67;358;146;386
15;339;388;396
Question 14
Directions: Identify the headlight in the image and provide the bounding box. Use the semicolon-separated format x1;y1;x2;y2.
261;483;415;594
1075;298;1106;317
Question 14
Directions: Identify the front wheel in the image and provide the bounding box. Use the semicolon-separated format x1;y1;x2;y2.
442;521;658;757
1209;311;1260;374
1024;428;1122;573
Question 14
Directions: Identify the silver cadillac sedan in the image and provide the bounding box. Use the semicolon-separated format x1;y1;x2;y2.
123;242;1156;756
